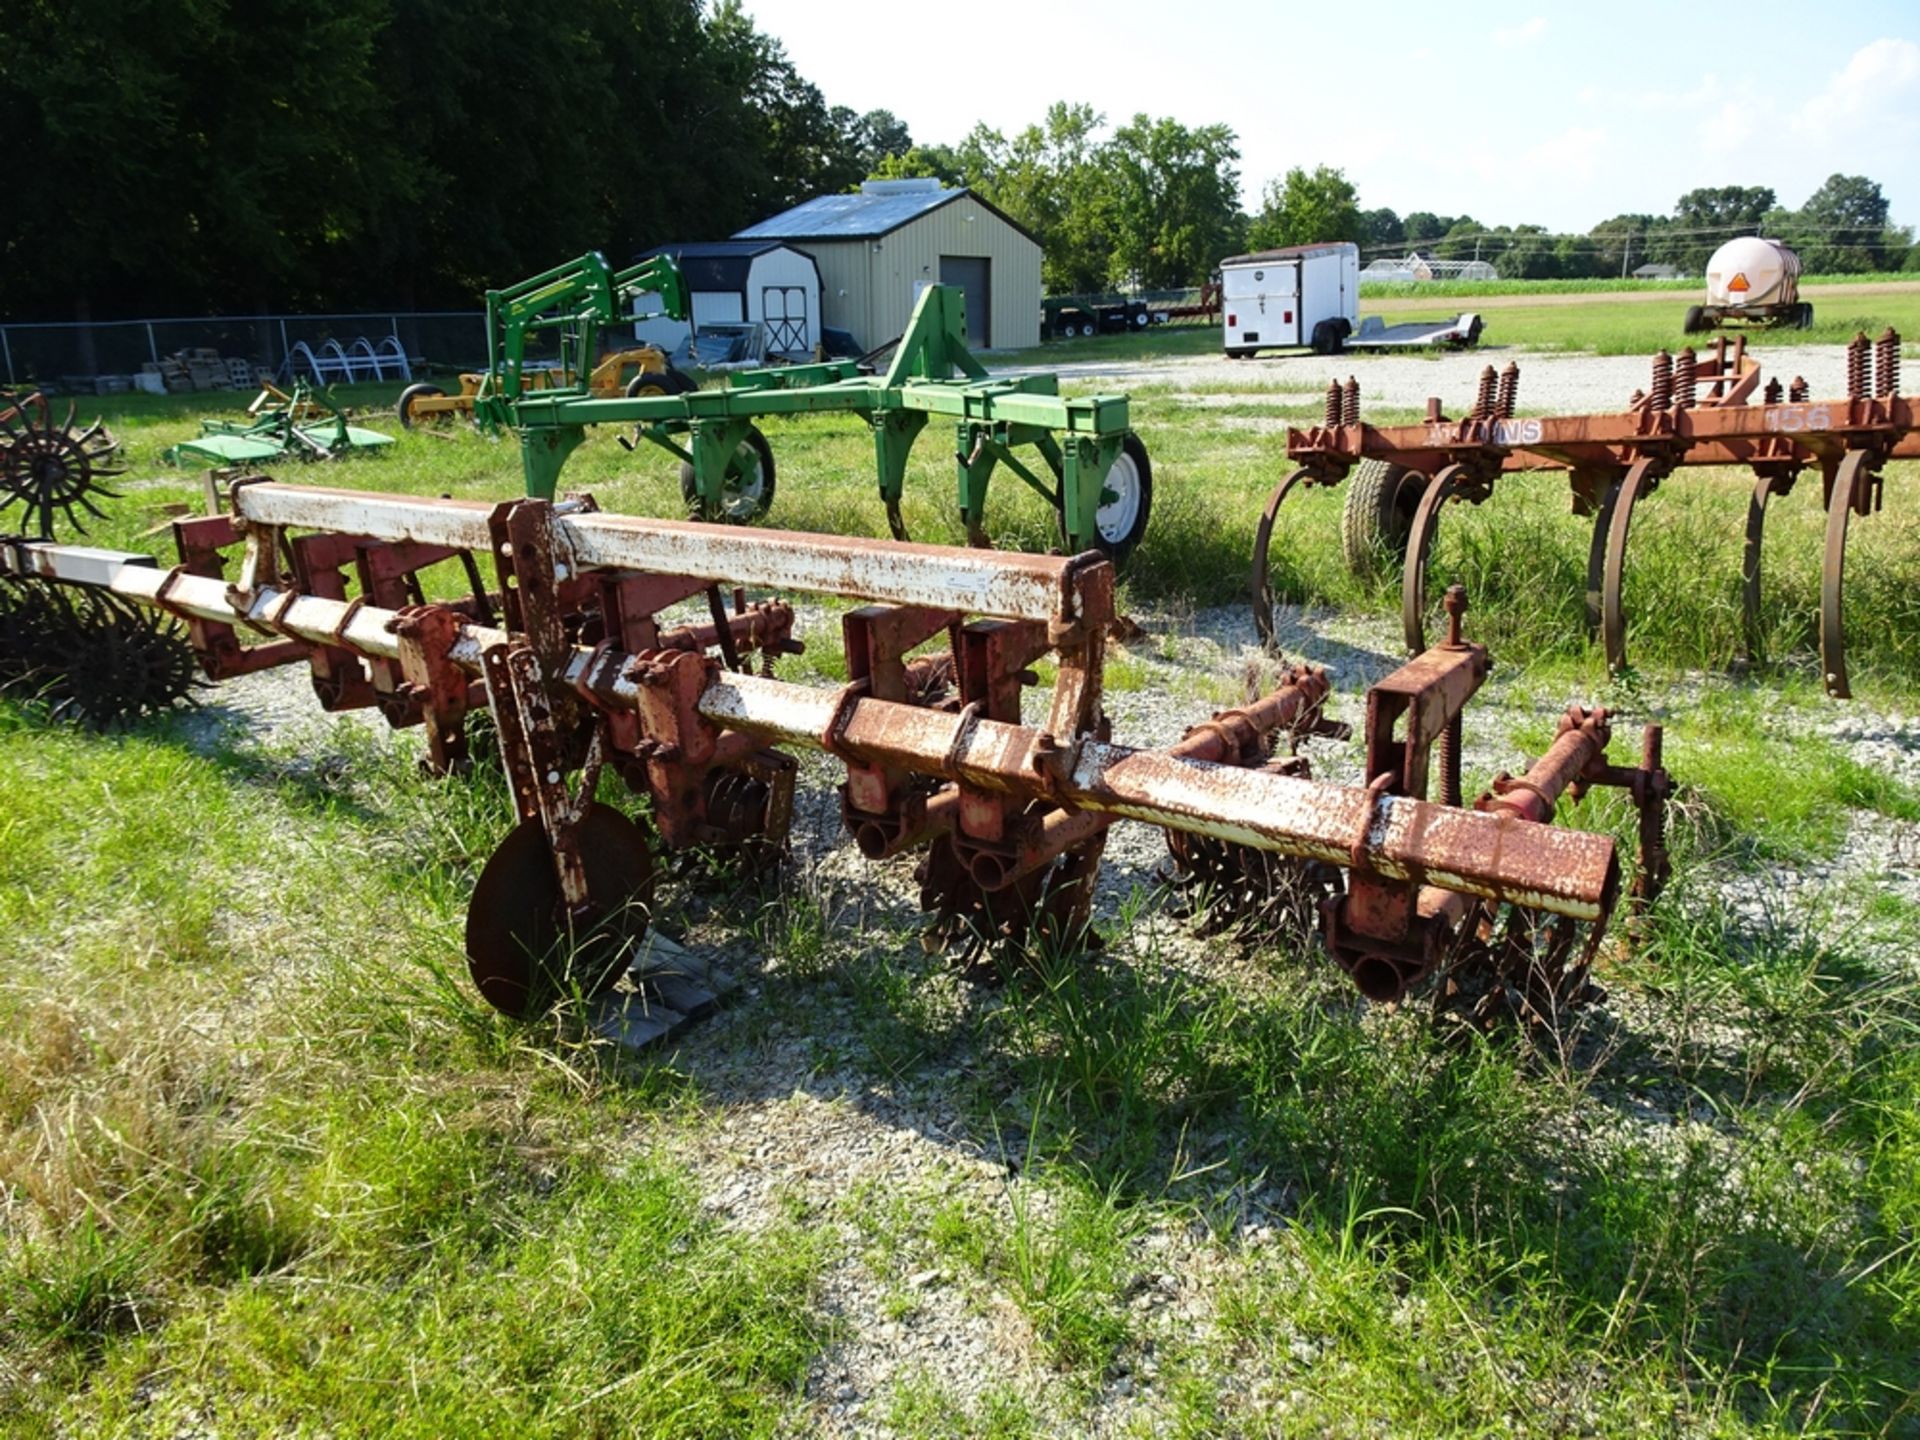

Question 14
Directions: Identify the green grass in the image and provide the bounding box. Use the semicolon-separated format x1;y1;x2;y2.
8;361;1920;1432
1359;271;1918;300
1369;290;1920;356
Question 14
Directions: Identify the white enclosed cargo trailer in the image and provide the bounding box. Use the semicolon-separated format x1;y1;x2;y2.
1221;242;1359;357
1220;242;1483;357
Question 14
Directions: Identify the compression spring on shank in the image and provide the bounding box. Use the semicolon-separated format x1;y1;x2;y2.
1673;348;1697;410
1341;377;1361;427
1323;380;1342;428
1847;332;1869;400
1875;327;1900;399
1496;362;1519;419
1472;365;1497;420
1648;351;1674;411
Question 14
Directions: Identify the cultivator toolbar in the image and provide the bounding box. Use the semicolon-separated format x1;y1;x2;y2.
1255;331;1918;697
1;478;1669;1035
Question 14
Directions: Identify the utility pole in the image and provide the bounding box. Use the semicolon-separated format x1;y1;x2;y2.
1620;234;1631;279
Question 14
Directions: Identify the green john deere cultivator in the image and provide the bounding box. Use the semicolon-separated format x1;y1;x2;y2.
475;252;1155;563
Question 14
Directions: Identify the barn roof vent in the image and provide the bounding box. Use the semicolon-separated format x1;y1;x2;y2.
860;179;943;196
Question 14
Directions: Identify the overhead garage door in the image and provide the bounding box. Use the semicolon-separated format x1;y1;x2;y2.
938;256;991;347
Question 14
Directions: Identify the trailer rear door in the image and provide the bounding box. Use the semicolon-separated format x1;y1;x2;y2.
1222;259;1300;352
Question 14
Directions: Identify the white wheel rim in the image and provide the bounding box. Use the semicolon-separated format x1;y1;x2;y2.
1096;451;1142;545
722;441;766;518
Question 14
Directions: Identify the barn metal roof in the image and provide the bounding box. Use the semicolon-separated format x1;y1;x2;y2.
735;182;1038;246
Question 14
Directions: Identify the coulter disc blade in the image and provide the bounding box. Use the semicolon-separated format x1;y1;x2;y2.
465;803;655;1018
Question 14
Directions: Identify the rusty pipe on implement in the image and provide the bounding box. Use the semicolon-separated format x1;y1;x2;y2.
962;665;1334;894
1478;706;1613;824
3;542;1620;925
702;671;1620;921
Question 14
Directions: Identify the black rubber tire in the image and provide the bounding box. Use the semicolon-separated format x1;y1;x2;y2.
1080;322;1096;338
1226;348;1254;361
679;424;776;522
1797;302;1815;330
1310;319;1343;356
1067;431;1153;568
1341;457;1420;579
395;382;447;429
1682;305;1706;335
1133;309;1150;329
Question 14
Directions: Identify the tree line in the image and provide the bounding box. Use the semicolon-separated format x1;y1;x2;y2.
0;0;910;321
4;0;1913;322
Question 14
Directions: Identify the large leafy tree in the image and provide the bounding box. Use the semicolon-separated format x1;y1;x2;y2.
1246;165;1363;251
1101;115;1241;289
1779;173;1895;273
1657;185;1777;269
0;0;869;318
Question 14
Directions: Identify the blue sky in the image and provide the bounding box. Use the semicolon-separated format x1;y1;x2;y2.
738;0;1920;234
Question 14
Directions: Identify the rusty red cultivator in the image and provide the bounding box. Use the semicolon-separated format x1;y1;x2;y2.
2;479;1669;1036
1253;330;1918;697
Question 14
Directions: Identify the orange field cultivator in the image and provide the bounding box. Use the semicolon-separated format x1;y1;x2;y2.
1253;330;1916;697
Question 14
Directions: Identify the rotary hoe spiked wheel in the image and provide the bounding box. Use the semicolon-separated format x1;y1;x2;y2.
0;392;127;540
1428;903;1608;1042
0;573;199;726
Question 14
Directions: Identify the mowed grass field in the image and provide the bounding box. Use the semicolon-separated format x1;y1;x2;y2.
5;296;1920;1436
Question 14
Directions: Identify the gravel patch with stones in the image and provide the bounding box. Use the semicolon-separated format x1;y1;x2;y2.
169;585;1915;1434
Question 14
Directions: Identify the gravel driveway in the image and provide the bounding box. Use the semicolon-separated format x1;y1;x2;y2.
1000;340;1864;416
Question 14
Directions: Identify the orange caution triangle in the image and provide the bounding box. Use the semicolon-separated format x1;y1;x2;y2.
1729;272;1750;292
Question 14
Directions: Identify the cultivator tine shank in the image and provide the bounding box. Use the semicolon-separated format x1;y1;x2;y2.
1401;466;1463;654
1821;449;1882;700
1738;467;1798;669
1599;454;1671;674
1251;466;1317;648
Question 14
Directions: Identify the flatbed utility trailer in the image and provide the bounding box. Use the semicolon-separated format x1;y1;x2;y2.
478;253;1155;563
1346;312;1484;351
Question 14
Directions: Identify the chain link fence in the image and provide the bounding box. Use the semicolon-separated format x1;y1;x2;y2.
0;311;530;390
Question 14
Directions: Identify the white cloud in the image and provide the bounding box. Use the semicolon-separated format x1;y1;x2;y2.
1493;16;1547;47
1792;37;1920;139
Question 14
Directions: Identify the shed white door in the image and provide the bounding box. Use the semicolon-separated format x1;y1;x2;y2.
938;256;991;346
761;286;808;355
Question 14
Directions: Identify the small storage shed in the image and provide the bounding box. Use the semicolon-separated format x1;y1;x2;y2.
735;180;1041;352
630;240;823;359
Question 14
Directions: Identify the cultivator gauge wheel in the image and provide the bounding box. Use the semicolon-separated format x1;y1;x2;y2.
1428;904;1606;1041
0;393;126;540
464;802;657;1018
0;573;198;726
